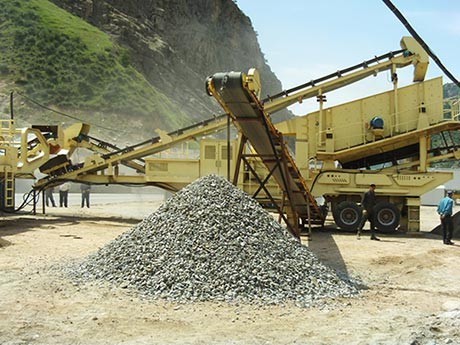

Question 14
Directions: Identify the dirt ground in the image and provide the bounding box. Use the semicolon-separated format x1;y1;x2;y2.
1;200;460;345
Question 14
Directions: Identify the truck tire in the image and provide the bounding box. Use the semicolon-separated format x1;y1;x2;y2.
333;201;363;231
373;202;400;232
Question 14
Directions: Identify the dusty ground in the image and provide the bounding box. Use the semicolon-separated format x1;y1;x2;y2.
1;199;460;345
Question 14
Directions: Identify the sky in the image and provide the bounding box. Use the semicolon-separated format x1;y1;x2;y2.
236;0;460;115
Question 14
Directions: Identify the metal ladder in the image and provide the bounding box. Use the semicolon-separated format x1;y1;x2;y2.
3;168;14;209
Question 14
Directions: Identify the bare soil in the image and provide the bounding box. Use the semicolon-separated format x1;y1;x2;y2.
1;202;460;345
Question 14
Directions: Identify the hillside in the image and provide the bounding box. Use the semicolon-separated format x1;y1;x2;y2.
444;82;460;99
1;0;458;146
0;0;288;143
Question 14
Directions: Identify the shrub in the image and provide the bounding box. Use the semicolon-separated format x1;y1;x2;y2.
0;63;9;74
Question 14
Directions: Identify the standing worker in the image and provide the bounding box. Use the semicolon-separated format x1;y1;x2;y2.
59;182;71;207
45;187;56;207
80;183;91;208
358;183;380;241
437;190;455;245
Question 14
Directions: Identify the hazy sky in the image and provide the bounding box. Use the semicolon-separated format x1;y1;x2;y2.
236;0;460;114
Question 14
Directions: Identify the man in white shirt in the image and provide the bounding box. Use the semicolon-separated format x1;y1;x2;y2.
59;182;71;207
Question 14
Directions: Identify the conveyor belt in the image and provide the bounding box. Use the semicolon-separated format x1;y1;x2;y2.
207;72;325;235
95;114;228;161
263;49;406;103
35;114;229;188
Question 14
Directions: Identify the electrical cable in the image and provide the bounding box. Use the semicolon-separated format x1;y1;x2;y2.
14;91;131;133
1;188;39;213
382;0;460;88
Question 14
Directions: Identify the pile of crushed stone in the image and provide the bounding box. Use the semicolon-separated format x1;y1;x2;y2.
69;174;358;306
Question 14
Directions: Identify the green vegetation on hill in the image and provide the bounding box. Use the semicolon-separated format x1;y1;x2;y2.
0;0;185;130
430;83;460;168
444;83;460;99
442;82;460;120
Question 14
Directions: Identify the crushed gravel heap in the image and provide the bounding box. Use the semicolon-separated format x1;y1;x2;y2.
71;174;358;306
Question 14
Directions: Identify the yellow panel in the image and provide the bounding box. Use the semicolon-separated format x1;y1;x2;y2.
145;158;199;179
406;198;420;206
275;78;444;157
204;145;216;159
329;101;364;150
338;187;409;194
355;173;393;186
148;162;168;172
316;172;350;185
393;174;434;186
199;139;237;177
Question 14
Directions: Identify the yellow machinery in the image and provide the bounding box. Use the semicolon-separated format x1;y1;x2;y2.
0;120;87;209
204;37;460;234
2;36;460;236
0;114;229;210
32;115;230;190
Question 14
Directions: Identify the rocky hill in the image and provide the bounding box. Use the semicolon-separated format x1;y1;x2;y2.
444;82;460;100
0;0;289;143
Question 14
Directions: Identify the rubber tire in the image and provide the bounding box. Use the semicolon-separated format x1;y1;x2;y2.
333;201;363;231
373;202;400;232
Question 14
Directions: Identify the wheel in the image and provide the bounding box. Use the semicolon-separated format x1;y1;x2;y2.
373;202;400;232
333;201;363;231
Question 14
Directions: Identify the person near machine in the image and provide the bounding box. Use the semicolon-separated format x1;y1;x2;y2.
437;191;455;245
45;186;56;207
358;183;380;241
80;183;91;208
59;182;71;207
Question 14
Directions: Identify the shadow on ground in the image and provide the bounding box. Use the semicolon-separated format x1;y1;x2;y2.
302;224;444;282
0;213;139;238
303;226;352;280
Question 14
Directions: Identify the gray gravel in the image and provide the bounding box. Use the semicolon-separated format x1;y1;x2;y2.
69;174;358;306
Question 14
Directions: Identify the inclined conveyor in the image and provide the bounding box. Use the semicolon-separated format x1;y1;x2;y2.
207;72;325;237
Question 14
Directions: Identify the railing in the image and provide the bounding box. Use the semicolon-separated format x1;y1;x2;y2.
0;119;20;146
451;99;460;121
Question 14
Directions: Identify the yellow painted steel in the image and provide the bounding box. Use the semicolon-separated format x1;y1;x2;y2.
31;36;435;192
199;37;456;232
275;77;444;165
33;115;229;189
0;121;50;176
